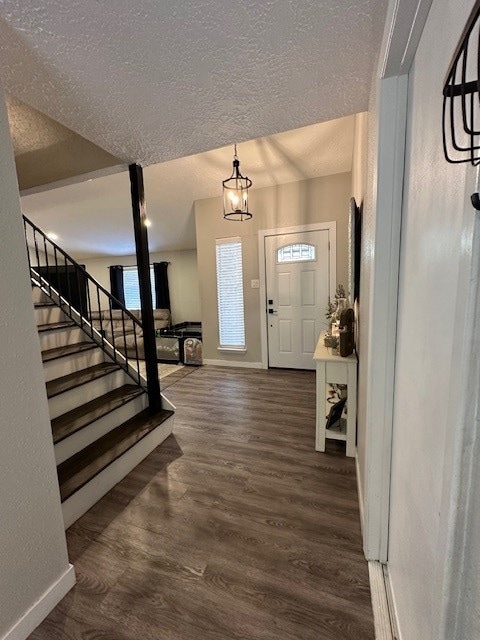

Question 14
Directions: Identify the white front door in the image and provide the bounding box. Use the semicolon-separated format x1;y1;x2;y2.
265;230;331;369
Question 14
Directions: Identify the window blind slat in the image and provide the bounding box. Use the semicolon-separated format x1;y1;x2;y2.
123;266;155;309
216;240;245;348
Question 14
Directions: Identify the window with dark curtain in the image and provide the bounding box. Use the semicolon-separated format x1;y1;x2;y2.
153;262;170;310
123;266;155;309
109;265;125;309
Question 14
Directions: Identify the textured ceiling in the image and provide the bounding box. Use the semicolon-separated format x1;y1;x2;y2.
7;95;121;190
8;95;73;156
21;115;356;257
0;0;386;167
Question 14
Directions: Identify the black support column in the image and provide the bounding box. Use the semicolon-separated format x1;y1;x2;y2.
129;163;161;413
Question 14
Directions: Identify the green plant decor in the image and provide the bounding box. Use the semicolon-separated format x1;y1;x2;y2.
325;284;349;334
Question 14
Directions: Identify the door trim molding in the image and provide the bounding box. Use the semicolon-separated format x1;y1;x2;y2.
363;74;408;563
258;222;337;370
360;0;434;568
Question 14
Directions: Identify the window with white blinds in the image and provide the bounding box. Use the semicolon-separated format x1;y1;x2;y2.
123;266;155;309
216;237;245;348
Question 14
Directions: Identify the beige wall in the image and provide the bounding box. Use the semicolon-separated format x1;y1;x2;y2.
195;172;352;364
0;85;72;638
7;95;121;192
82;249;200;324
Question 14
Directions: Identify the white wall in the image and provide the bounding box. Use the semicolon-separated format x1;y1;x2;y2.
82;249;200;324
381;0;477;638
195;173;352;365
0;86;73;639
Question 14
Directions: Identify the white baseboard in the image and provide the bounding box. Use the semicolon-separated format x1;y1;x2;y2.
355;450;365;536
384;566;401;640
203;359;263;369
2;564;75;640
368;561;394;640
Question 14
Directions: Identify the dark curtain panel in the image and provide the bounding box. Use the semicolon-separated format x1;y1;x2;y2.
109;265;125;309
153;262;170;310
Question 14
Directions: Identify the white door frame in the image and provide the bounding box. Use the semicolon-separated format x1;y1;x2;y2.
362;74;408;562
362;3;480;637
258;222;337;370
360;0;435;563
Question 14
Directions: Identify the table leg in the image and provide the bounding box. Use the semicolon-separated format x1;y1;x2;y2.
315;362;327;452
346;364;357;457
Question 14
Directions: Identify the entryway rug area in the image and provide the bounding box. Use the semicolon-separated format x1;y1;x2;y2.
159;363;184;380
135;361;197;389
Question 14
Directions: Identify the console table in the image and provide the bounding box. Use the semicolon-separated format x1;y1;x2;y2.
313;333;357;457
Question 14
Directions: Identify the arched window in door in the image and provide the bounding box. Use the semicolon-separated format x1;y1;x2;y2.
276;243;316;264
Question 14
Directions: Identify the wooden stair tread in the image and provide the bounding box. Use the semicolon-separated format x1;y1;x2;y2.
52;384;145;444
42;341;97;363
58;407;174;501
46;362;120;398
37;320;75;332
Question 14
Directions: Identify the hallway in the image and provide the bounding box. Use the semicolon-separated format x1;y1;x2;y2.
29;366;373;640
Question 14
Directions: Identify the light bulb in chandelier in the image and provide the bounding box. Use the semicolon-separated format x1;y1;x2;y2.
222;144;253;221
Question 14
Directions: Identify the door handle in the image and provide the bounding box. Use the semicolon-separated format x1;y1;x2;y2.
268;309;278;315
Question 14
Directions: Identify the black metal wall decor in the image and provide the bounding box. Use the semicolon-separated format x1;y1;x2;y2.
222;144;253;221
443;0;480;166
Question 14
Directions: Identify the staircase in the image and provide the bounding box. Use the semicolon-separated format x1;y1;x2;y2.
27;219;175;529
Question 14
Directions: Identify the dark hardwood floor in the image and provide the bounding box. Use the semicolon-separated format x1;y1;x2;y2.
160;364;197;390
29;366;374;640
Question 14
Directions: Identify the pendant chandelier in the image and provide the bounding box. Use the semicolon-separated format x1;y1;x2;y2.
222;144;252;221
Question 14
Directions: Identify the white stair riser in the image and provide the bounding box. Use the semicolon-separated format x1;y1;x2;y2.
32;287;50;304
54;392;148;464
62;414;174;528
39;326;84;351
35;305;67;326
48;369;128;419
161;393;176;412
43;348;104;382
